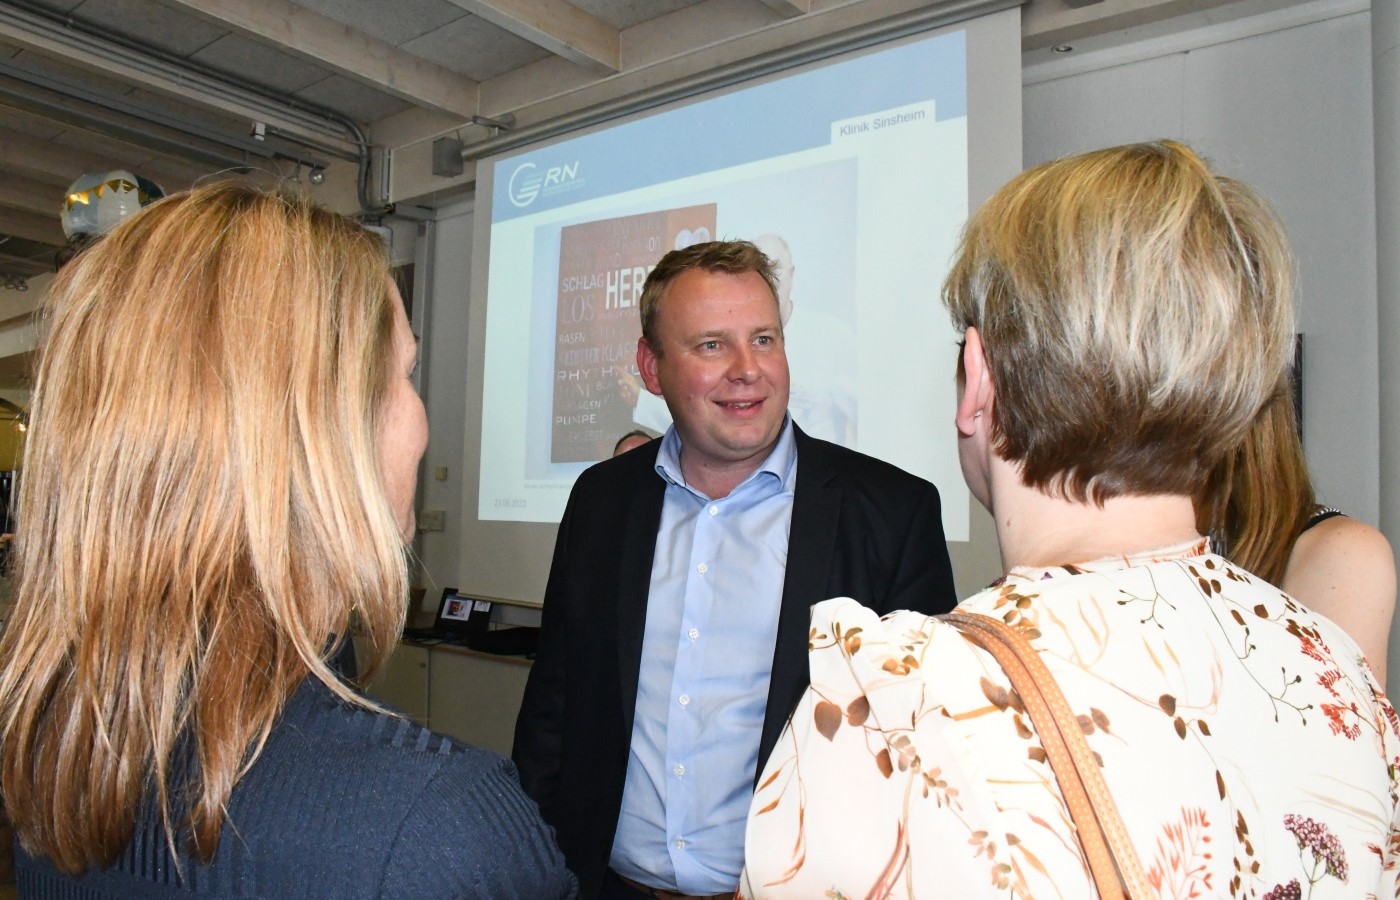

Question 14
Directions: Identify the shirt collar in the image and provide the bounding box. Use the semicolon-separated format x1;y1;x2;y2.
995;537;1213;587
655;415;797;495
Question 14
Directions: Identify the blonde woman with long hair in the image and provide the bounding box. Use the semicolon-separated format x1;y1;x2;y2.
0;183;575;898
1198;393;1396;682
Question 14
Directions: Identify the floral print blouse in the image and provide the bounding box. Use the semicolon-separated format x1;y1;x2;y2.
740;540;1400;898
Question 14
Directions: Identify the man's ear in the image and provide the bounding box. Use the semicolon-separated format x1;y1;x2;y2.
955;327;996;437
637;338;664;396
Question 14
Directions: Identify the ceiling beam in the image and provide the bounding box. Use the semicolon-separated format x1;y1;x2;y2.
0;67;313;172
0;250;50;275
0;128;210;195
0;208;63;247
0;2;358;154
162;0;481;118
0;130;126;183
443;0;620;73
755;0;812;16
1022;0;1241;51
0;173;62;218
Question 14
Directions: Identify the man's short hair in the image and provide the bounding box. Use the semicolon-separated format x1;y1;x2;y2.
638;240;779;354
942;140;1296;503
612;429;653;456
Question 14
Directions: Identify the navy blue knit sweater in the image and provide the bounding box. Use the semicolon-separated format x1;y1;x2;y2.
14;677;578;898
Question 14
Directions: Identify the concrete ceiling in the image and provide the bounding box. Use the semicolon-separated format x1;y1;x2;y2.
0;0;1253;284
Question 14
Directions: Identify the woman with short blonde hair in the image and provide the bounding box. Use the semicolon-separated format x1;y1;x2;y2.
742;141;1399;898
0;182;574;897
942;140;1295;502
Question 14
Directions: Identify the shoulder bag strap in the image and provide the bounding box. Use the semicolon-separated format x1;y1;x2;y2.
941;611;1152;899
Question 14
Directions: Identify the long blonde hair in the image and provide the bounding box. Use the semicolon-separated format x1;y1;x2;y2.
1197;386;1314;584
0;182;411;872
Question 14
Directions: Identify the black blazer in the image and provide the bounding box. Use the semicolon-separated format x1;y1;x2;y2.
513;426;956;898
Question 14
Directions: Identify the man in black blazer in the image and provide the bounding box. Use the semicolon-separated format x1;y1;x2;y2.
514;240;956;900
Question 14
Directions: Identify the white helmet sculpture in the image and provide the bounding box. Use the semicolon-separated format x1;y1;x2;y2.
61;170;166;238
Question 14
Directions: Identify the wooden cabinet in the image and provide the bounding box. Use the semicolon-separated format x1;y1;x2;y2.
427;646;531;756
354;637;530;756
355;638;430;723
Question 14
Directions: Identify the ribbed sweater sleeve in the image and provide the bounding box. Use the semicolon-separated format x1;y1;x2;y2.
14;678;578;899
377;754;577;898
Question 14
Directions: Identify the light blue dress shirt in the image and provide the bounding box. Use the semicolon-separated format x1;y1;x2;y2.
609;418;798;895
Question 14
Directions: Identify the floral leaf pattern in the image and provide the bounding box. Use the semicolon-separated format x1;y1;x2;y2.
740;540;1400;898
813;700;842;741
1283;813;1348;884
1146;807;1214;897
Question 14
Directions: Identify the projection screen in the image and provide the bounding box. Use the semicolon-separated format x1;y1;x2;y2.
460;6;1022;606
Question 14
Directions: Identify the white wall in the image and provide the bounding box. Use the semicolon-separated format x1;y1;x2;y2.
1023;0;1379;523
410;0;1381;615
413;200;475;608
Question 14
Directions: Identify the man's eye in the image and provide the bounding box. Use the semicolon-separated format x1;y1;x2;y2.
755;335;773;346
701;340;720;351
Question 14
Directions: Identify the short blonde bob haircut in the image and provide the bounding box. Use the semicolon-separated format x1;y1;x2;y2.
0;181;409;872
942;140;1296;503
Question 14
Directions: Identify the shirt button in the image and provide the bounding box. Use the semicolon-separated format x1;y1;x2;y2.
674;838;686;850
708;505;718;516
674;764;685;776
697;562;708;574
688;627;699;640
678;694;690;707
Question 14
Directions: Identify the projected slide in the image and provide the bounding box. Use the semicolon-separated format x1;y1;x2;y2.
477;29;971;540
551;205;716;462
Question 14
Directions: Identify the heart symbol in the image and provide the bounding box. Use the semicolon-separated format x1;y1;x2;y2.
674;227;711;249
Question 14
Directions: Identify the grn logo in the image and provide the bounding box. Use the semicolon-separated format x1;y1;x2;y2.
508;160;581;208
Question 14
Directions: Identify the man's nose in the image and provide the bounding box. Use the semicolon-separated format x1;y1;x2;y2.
728;345;759;382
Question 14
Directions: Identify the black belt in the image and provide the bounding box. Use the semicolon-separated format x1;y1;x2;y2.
603;868;734;900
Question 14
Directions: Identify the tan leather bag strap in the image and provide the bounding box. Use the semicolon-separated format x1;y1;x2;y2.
941;611;1152;899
